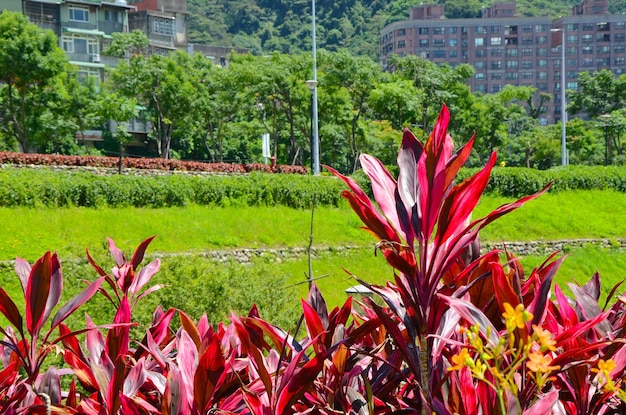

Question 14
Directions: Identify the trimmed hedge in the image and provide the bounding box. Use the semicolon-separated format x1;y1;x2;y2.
3;165;626;209
0;167;346;208
352;165;626;198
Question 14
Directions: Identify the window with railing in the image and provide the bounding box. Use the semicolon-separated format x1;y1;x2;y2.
153;17;174;36
69;5;90;22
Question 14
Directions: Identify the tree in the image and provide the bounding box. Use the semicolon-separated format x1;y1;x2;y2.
109;51;197;159
320;49;381;171
0;11;68;152
568;69;626;119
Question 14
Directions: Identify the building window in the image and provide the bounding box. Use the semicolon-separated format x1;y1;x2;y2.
432;50;445;58
476;84;485;92
449;27;457;34
522;25;533;32
615;33;626;42
62;34;99;55
505;60;518;68
69;5;89;22
522;60;533;68
583;57;593;66
491;25;501;33
615;21;625;29
537;36;547;44
397;29;405;36
597;22;609;31
491;37;502;46
522;71;533;79
475;61;485;69
419;28;429;35
491;60;502;69
397;40;406;48
537;59;547;67
433;39;445;47
567;35;577;43
582;46;593;54
449;38;457;47
491;73;502;80
582;34;593;43
567;70;577;78
153;17;174;35
491;48;502;56
537;83;547;91
419;39;428;47
538;71;547;79
567;47;577;55
475;37;484;46
476;72;485;80
537;48;547;56
522;48;533;56
566;23;578;31
476;49;486;57
597;33;610;42
566;82;578;89
433;27;445;35
597;58;610;66
505;72;519;80
582;23;594;31
450;50;457;57
567;58;577;66
492;84;503;92
505;38;518;45
615;45;625;53
599;45;610;53
476;26;485;34
104;10;123;23
535;24;547;32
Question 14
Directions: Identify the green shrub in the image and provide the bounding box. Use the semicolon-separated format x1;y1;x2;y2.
0;168;346;208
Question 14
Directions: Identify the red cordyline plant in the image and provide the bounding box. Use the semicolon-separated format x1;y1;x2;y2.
326;103;626;414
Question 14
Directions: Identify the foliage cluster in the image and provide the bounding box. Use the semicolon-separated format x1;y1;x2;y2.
0;168;344;208
2;105;626;414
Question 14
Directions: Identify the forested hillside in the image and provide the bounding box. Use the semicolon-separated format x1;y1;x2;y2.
181;0;626;59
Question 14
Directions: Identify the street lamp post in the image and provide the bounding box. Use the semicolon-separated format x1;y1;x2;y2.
309;0;320;175
305;79;318;171
601;114;611;165
552;27;567;166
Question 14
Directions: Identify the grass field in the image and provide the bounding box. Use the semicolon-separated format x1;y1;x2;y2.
2;189;626;316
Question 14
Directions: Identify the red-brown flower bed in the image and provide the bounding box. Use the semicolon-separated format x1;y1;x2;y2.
0;152;308;174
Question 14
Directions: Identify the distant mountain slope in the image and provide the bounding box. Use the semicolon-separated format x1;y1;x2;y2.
184;0;625;59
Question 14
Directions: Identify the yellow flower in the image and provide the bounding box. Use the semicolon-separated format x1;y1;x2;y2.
527;352;559;373
503;303;533;330
592;359;616;374
448;348;471;371
532;325;557;351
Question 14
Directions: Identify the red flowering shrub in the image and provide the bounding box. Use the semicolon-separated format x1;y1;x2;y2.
0;152;308;175
1;105;625;414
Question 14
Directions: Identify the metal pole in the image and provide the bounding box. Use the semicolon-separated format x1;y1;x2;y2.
561;28;567;166
311;0;320;175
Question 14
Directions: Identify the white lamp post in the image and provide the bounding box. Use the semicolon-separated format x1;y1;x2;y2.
552;27;567;166
309;0;320;175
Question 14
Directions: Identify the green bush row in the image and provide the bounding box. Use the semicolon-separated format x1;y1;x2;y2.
352;165;626;198
0;167;346;208
4;165;626;209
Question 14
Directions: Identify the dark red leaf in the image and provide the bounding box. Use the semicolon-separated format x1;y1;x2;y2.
130;236;156;271
51;277;105;330
194;334;225;412
25;251;53;336
0;287;23;333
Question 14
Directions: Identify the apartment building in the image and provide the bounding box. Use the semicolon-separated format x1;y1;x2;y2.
127;0;187;55
19;0;134;83
380;0;626;124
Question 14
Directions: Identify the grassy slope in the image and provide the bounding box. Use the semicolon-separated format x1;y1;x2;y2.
2;189;626;309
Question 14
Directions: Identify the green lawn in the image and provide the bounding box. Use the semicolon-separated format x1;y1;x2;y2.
3;189;626;262
2;189;626;314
